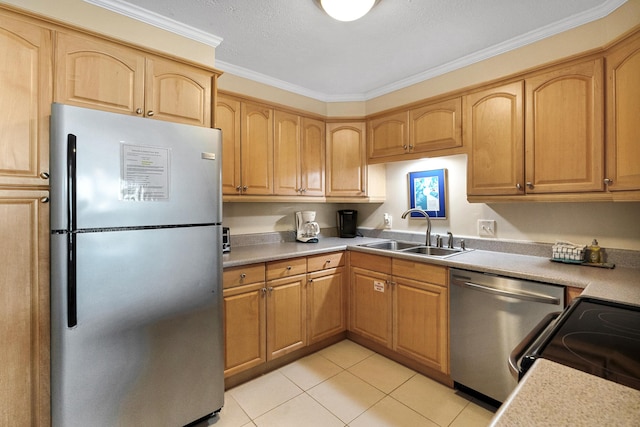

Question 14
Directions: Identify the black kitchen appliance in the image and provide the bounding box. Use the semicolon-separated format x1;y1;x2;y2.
511;297;640;391
222;227;231;253
336;209;358;238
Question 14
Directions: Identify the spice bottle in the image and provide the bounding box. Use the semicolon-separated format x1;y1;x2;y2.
588;239;601;264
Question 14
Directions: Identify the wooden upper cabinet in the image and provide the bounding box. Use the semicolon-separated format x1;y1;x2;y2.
216;94;242;195
326;122;366;197
300;117;325;196
368;111;409;160
274;110;301;196
605;32;640;192
465;81;524;196
0;14;52;187
241;101;274;195
409;97;462;153
524;58;604;193
55;32;144;115
144;55;212;127
55;32;213;127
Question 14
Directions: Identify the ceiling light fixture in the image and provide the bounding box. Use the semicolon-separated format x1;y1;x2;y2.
318;0;377;22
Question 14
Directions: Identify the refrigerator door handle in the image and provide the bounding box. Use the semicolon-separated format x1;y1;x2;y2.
67;134;78;327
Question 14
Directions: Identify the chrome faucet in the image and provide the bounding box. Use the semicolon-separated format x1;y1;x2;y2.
401;208;432;246
447;231;454;249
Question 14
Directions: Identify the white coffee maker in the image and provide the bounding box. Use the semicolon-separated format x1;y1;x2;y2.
295;211;320;243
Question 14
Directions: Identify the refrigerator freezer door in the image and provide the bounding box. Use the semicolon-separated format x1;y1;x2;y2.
50;103;222;231
50;226;224;427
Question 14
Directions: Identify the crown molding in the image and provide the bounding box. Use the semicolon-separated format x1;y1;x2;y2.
85;0;626;102
83;0;223;47
215;60;367;103
363;0;628;100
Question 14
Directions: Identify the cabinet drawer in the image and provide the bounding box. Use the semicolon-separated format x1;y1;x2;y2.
307;251;345;272
223;264;265;289
349;251;392;274
266;257;307;280
392;259;447;286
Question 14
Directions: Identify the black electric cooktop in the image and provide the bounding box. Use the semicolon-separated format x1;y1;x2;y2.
528;297;640;391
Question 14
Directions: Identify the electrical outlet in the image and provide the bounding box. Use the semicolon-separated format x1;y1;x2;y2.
478;219;496;237
383;213;392;229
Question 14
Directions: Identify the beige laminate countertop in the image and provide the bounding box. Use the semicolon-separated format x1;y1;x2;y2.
223;237;640;426
223;236;640;292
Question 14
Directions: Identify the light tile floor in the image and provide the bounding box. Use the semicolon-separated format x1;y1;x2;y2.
204;340;496;427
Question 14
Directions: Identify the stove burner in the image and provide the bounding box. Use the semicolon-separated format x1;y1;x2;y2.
530;298;640;391
598;311;640;335
561;331;640;387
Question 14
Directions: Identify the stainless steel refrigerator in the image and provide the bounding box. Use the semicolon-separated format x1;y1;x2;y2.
49;103;224;427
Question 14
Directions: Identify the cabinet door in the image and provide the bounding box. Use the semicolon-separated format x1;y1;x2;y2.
0;14;52;187
307;267;346;344
525;59;604;193
241;102;274;195
0;190;50;426
465;82;524;196
367;111;409;160
349;266;392;347
326;122;366;197
266;275;307;360
605;33;640;192
409;97;462;153
273;110;301;196
55;32;145;116
223;282;266;377
145;56;212;127
300;117;325;196
393;277;448;374
216;95;242;195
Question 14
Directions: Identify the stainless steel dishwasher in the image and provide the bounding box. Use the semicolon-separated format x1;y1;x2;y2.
450;268;564;404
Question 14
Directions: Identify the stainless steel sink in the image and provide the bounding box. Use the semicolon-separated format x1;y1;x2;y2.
399;246;463;257
360;240;420;250
359;240;467;258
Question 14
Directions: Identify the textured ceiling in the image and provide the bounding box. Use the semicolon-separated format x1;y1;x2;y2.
95;0;626;101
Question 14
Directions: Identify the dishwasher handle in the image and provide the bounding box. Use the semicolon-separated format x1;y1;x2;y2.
452;278;561;305
508;311;561;380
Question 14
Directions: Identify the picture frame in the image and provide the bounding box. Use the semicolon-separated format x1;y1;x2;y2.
408;169;447;219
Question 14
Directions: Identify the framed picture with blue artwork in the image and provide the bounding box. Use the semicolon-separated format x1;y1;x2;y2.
408;169;447;219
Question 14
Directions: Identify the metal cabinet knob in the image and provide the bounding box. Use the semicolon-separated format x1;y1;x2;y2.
526;182;534;189
40;172;49;180
135;108;143;115
147;110;154;117
240;273;246;279
243;186;248;191
604;178;613;186
40;197;49;203
516;183;522;190
286;266;292;270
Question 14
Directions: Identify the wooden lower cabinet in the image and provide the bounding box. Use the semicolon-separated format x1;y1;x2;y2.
222;264;266;377
349;254;393;347
349;252;449;375
266;274;307;360
392;259;449;374
307;266;346;344
307;252;347;344
0;190;50;427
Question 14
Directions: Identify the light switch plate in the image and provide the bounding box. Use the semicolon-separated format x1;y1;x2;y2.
478;219;496;237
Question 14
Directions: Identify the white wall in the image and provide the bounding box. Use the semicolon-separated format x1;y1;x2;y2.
357;156;640;251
